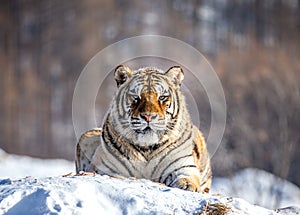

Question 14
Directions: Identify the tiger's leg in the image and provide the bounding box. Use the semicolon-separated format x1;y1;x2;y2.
164;127;212;193
165;168;206;192
75;128;102;174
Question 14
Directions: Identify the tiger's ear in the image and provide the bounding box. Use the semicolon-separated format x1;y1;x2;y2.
114;65;133;87
165;66;184;85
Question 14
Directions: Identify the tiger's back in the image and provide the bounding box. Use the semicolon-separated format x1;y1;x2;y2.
76;65;211;193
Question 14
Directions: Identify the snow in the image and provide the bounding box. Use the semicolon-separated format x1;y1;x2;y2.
212;169;300;209
0;149;299;214
0;175;278;215
0;149;74;179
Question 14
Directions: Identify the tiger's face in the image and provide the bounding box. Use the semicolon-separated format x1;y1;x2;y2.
112;65;184;146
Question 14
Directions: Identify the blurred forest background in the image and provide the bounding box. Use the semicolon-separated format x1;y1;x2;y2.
0;0;299;187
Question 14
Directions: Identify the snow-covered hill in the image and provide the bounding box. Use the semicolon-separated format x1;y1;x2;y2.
0;174;285;215
0;149;299;214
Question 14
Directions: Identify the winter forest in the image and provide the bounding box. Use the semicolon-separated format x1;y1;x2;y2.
0;0;299;204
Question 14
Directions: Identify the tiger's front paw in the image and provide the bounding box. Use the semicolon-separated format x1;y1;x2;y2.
169;177;199;192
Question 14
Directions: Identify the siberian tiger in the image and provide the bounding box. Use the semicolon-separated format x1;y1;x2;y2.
76;65;212;193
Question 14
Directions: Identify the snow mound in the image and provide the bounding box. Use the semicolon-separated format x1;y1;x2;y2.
0;175;280;215
212;168;300;209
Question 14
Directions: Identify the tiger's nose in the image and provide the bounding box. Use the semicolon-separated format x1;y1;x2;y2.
140;113;157;122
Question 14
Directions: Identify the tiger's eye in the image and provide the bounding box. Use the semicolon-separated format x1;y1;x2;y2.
132;95;140;103
158;95;169;102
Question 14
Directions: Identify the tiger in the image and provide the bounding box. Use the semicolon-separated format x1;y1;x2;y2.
75;65;212;193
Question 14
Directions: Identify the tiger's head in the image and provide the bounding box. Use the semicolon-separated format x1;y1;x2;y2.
111;65;186;147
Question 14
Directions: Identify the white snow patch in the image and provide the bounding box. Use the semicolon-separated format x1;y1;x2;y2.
212;168;300;209
0;148;74;179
